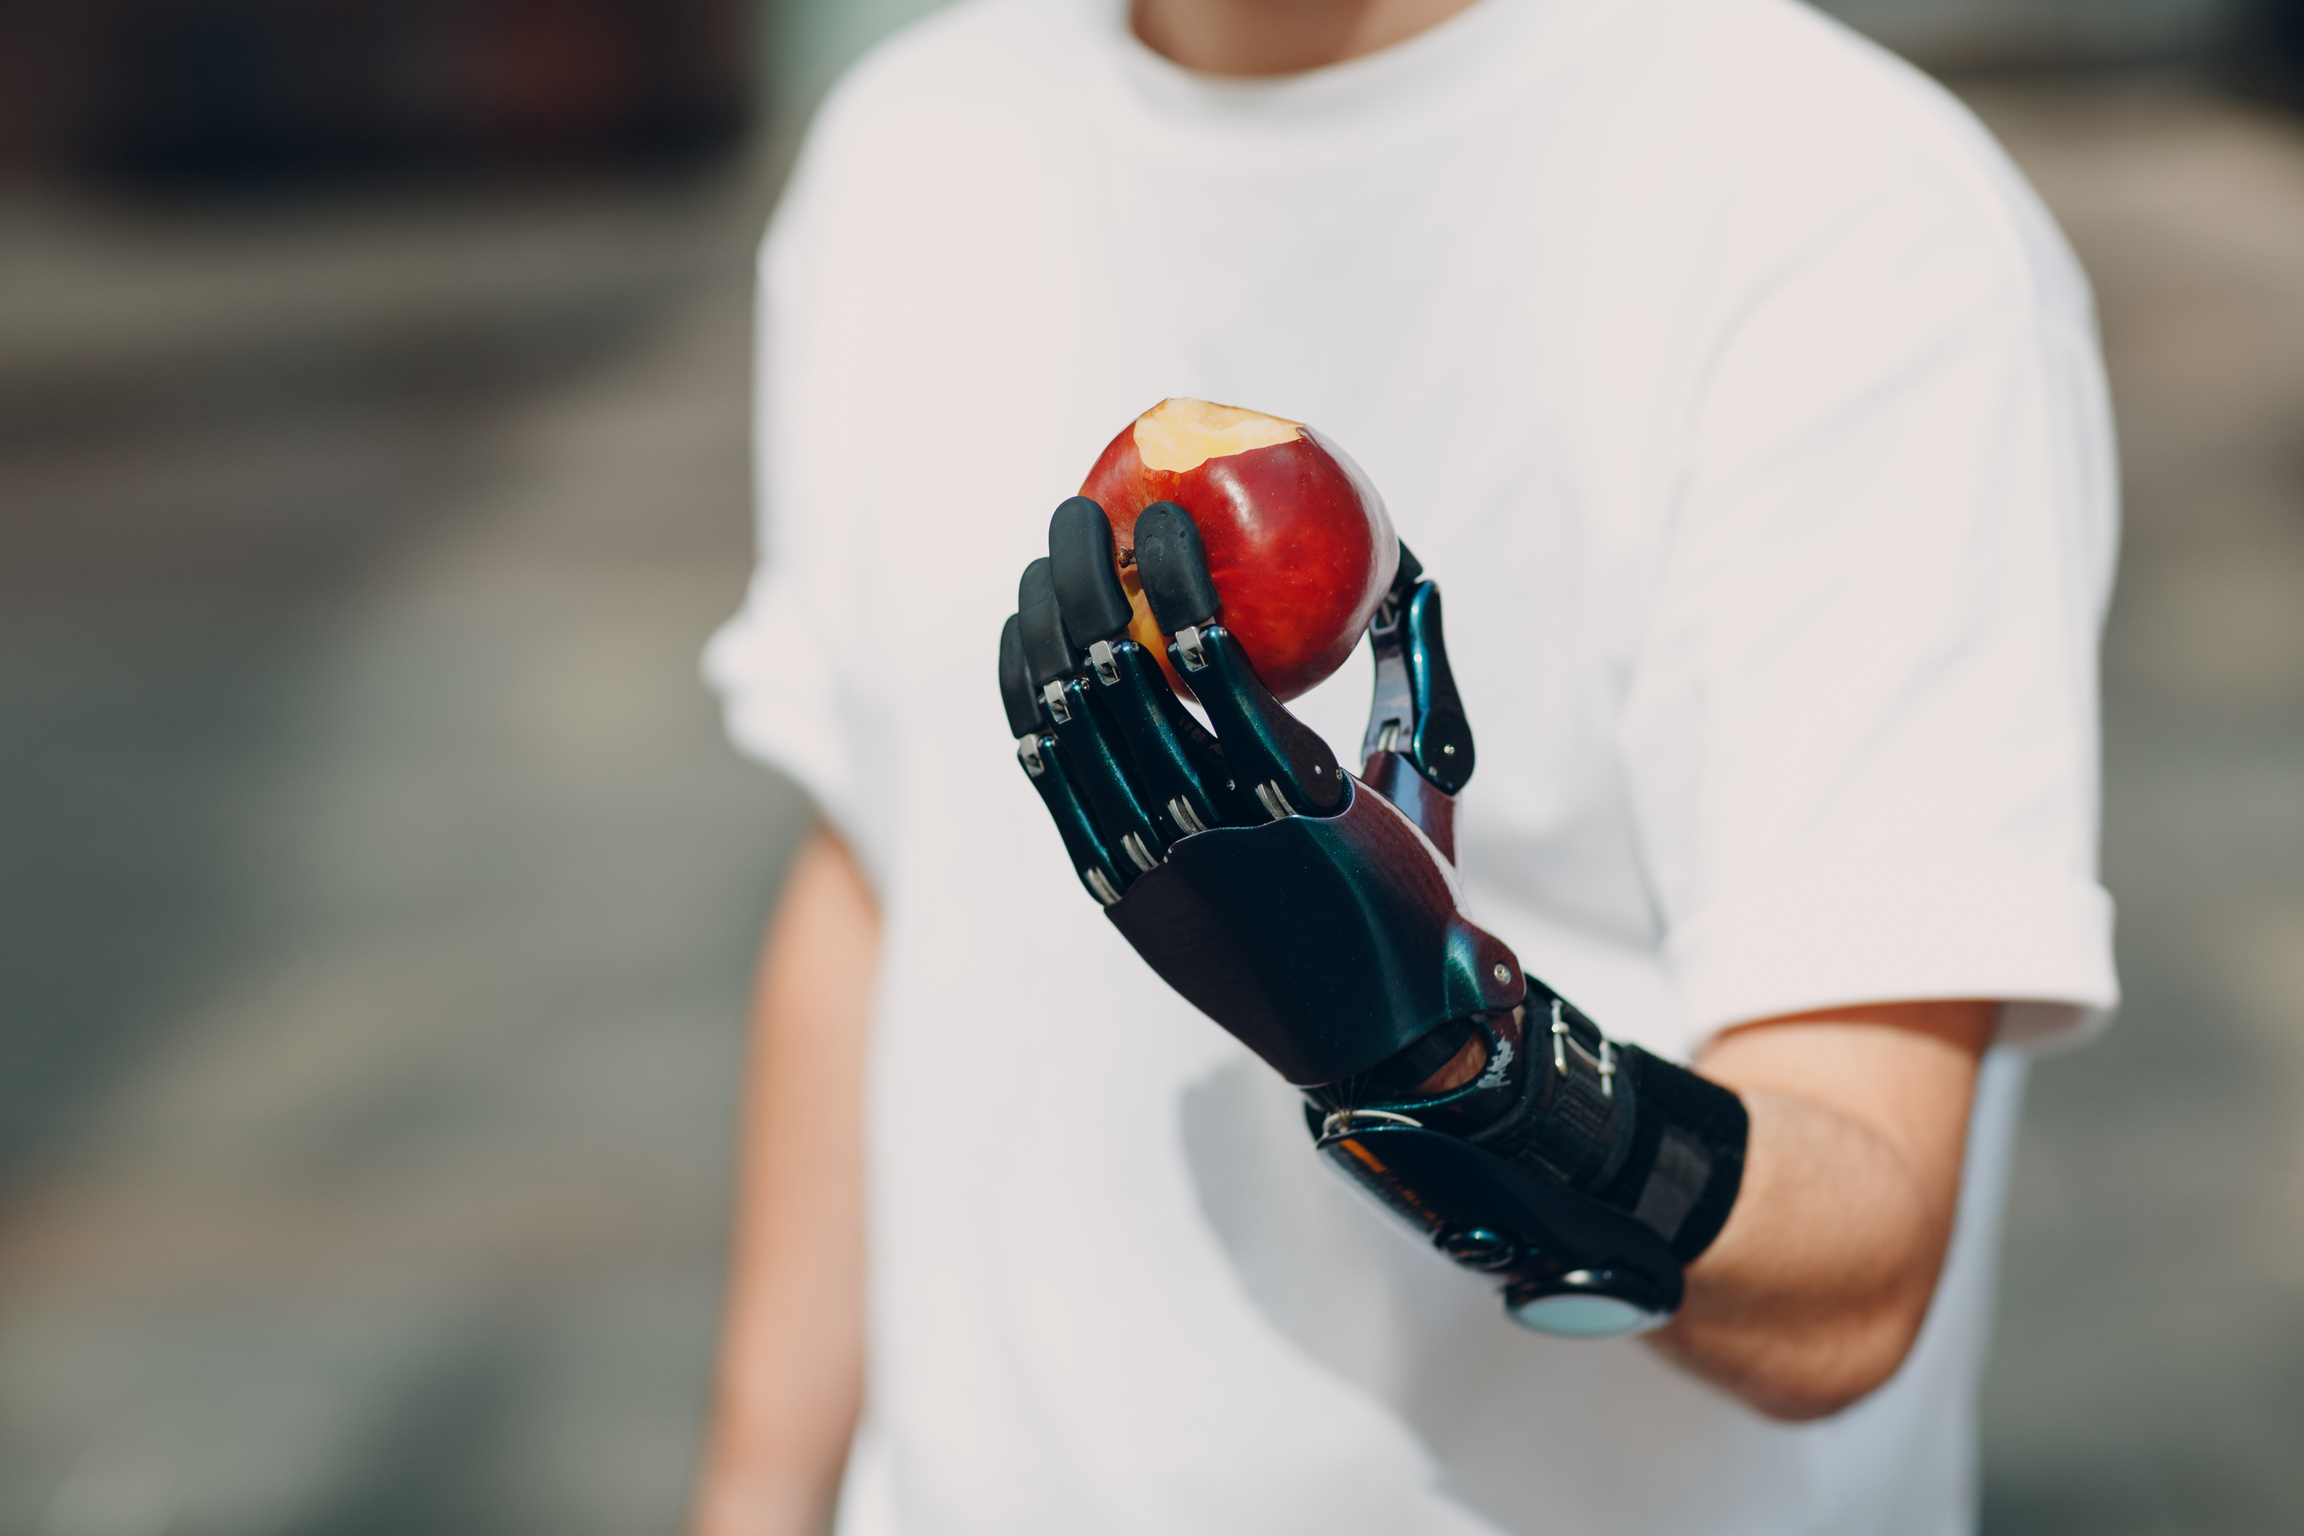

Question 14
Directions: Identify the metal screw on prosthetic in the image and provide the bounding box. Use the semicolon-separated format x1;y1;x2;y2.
1046;498;1232;838
1000;615;1128;904
1132;502;1344;820
1018;559;1167;874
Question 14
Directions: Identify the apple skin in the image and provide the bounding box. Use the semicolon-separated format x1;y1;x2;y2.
1080;408;1398;703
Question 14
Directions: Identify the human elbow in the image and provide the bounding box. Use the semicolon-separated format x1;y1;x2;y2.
1737;1289;1934;1423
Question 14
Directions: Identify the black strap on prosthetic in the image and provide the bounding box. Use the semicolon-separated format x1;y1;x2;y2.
1460;987;1745;1266
1311;987;1747;1325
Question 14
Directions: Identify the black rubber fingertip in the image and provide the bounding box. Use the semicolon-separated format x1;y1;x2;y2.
1134;502;1221;632
1018;558;1076;688
999;614;1042;737
1018;555;1053;617
1049;497;1135;648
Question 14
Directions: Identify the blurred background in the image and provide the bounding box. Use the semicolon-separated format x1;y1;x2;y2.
0;0;2299;1531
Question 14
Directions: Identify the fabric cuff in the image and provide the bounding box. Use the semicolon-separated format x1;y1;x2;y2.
1667;868;2118;1056
700;582;863;855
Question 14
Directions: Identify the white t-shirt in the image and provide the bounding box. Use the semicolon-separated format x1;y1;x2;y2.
704;1;2121;1531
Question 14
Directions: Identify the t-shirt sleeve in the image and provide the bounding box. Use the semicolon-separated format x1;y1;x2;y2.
700;127;879;871
1623;160;2121;1053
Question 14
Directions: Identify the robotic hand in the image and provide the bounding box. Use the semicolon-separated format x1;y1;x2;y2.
998;498;1749;1338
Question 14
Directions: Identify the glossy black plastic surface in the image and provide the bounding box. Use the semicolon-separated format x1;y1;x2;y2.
1018;730;1128;904
1168;625;1343;817
1106;777;1523;1084
1403;583;1474;793
1360;551;1475;796
1088;639;1229;838
1315;1121;1684;1317
1046;679;1166;872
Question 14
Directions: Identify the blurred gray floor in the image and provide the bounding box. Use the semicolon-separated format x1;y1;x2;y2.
1;60;2301;1536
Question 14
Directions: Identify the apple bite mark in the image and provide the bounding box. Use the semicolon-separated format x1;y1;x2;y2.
1131;398;1305;473
1079;398;1398;705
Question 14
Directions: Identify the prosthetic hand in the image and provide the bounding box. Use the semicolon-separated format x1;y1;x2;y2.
998;498;1749;1337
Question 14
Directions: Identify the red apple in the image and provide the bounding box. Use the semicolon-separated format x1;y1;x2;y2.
1080;398;1398;703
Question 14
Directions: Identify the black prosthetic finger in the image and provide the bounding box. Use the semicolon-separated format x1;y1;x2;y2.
1133;504;1344;820
1132;501;1223;628
1360;540;1474;793
1001;615;1129;905
1400;584;1473;789
1358;543;1474;862
1047;499;1228;838
998;611;1043;740
1019;559;1167;875
1048;498;1135;642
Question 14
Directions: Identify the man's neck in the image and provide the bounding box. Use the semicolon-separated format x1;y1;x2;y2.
1132;0;1486;76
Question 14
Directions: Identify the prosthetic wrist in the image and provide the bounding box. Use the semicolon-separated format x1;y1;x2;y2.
997;500;1747;1337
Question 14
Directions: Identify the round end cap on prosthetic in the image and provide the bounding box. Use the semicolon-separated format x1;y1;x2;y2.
1505;1276;1671;1339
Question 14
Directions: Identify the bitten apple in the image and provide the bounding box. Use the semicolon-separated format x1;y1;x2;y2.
1080;398;1397;703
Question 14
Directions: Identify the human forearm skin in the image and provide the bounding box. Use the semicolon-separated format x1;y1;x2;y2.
691;827;878;1536
1650;1002;1998;1421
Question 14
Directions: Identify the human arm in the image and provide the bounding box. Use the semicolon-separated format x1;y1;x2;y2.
689;825;877;1536
1656;1000;1997;1420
